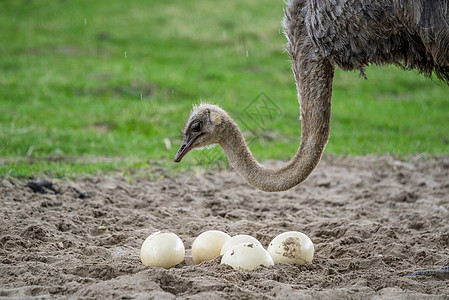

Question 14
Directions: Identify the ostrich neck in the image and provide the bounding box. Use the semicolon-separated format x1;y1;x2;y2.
220;46;334;192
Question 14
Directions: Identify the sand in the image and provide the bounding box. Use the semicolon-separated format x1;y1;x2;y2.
1;155;448;299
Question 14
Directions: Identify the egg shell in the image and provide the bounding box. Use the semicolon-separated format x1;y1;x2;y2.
267;231;314;265
140;231;185;268
220;234;262;255
221;242;274;271
192;230;231;264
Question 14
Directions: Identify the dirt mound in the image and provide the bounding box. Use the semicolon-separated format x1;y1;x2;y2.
1;155;448;299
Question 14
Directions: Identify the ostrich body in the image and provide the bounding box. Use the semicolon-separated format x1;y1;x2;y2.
174;0;449;192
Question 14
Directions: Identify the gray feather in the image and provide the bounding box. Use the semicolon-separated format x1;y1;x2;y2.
284;0;449;84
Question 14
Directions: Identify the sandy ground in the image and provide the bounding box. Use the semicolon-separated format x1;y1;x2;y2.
1;155;448;299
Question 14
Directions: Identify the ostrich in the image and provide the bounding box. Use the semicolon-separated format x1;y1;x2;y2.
174;0;449;192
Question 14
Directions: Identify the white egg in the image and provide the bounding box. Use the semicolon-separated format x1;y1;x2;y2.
267;231;314;265
191;230;231;264
140;231;185;268
220;243;274;271
220;234;262;255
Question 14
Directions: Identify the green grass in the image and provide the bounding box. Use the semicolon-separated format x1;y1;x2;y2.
1;0;448;178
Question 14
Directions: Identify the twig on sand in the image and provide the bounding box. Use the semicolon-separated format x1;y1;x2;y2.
408;266;449;280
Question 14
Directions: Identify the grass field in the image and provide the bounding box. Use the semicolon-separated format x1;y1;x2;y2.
1;0;448;178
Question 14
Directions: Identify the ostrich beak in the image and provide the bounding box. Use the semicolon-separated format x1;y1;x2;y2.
174;132;203;163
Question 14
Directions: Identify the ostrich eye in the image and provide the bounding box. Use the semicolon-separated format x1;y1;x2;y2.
191;121;203;132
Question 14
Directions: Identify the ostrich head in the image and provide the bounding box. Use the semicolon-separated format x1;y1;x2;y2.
174;104;226;163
